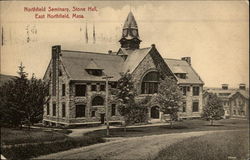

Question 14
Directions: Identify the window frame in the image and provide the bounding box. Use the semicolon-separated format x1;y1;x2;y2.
62;84;66;96
47;103;50;115
75;105;86;118
62;103;66;117
75;84;86;97
91;85;97;91
111;104;116;116
192;101;199;112
141;71;159;94
92;96;104;106
192;86;200;96
52;103;56;116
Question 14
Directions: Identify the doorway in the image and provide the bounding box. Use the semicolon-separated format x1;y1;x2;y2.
151;106;160;119
100;113;105;124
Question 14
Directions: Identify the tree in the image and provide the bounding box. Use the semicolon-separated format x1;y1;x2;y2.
151;76;183;128
115;72;137;131
0;63;49;128
202;93;224;125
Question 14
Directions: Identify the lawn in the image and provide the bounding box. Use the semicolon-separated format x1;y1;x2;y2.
1;127;69;145
154;130;249;160
1;127;104;159
85;119;248;138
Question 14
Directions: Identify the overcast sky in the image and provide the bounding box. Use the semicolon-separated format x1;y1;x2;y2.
0;1;249;88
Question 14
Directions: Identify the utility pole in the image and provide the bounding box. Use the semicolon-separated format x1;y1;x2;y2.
102;75;113;136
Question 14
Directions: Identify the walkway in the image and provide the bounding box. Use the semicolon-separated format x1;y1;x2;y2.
35;130;227;159
68;122;169;137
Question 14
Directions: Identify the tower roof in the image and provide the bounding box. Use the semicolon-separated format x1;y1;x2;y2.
123;12;138;29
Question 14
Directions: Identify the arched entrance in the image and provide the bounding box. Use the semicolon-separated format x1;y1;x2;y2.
151;106;160;119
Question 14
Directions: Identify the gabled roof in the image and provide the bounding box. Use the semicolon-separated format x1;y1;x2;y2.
164;59;204;84
61;50;124;81
229;90;249;99
120;47;152;73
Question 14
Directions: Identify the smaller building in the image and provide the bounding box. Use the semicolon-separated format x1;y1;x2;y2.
203;84;249;119
229;87;249;119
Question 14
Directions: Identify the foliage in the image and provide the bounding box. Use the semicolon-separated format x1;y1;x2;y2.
0;63;49;128
150;76;183;127
202;93;224;125
1;135;105;160
115;72;149;126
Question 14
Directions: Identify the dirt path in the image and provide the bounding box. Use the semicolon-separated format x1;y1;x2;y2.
35;130;226;160
68;123;168;137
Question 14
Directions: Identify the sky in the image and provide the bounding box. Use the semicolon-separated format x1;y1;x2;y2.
0;1;249;88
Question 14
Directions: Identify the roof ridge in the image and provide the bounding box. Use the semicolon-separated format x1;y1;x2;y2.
164;58;183;61
61;50;119;57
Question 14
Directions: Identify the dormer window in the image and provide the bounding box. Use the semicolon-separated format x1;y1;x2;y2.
86;69;103;76
173;66;187;79
175;73;186;79
85;59;103;76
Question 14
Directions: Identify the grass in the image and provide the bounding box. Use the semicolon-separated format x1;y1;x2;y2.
1;135;105;160
1;127;70;145
154;130;249;160
85;119;248;138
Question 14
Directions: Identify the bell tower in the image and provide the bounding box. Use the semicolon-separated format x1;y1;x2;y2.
119;12;141;50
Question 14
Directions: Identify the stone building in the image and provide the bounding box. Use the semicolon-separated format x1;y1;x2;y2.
43;12;204;126
203;84;249;119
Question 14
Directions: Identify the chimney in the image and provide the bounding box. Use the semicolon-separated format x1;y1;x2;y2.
52;45;61;59
222;84;228;90
108;50;112;54
239;83;246;90
181;57;191;65
151;44;155;48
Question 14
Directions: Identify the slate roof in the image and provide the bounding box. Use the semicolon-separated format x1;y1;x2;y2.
123;12;138;29
59;48;204;85
61;50;124;81
120;47;152;73
164;58;204;84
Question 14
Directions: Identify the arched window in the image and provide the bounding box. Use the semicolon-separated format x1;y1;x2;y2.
141;71;159;94
92;96;104;106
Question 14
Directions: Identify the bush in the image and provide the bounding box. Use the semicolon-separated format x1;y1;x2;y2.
1;135;105;159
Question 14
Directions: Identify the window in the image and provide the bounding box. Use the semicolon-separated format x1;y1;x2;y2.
111;104;116;116
180;86;188;96
91;111;95;117
59;69;62;76
193;87;200;96
53;103;56;116
76;105;85;117
100;85;105;91
62;84;65;96
141;71;159;94
47;103;50;115
192;102;199;112
183;101;186;112
86;69;103;76
92;96;104;106
175;73;186;79
62;104;66;117
75;85;86;96
91;85;97;91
